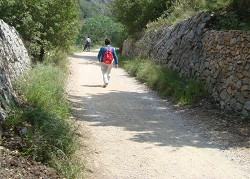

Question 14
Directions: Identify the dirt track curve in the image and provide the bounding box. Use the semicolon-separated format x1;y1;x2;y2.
67;50;250;179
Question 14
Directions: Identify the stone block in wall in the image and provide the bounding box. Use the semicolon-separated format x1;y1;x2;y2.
244;101;250;111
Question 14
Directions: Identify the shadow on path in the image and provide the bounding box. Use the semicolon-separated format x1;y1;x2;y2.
69;52;98;61
82;85;103;88
69;89;250;150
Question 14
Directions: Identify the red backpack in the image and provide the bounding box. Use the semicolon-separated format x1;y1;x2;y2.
103;47;113;64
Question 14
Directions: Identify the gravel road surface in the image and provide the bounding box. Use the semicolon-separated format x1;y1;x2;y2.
67;50;250;179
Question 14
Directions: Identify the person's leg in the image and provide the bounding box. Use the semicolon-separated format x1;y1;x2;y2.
101;63;113;87
106;63;113;82
101;63;109;86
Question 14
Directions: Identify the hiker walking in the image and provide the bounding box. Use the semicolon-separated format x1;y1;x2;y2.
97;38;118;88
84;36;91;51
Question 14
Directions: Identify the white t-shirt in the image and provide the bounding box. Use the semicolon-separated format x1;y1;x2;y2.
86;38;91;43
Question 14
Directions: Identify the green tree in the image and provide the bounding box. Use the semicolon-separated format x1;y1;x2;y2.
110;0;171;37
0;0;79;61
77;0;111;19
77;15;127;48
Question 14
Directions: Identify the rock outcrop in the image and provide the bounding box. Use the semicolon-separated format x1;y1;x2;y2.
0;19;31;137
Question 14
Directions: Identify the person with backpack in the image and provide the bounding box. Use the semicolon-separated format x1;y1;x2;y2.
97;38;118;88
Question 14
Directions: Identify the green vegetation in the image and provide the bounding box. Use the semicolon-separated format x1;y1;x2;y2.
76;15;126;47
109;0;249;39
78;0;111;19
147;0;233;29
119;56;208;105
0;0;79;61
232;0;250;12
1;0;249;177
76;0;127;48
0;0;82;178
112;0;248;106
5;62;81;178
17;65;69;119
213;11;250;30
111;0;171;37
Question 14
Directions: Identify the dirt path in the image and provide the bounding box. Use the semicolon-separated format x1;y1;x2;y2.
67;50;250;179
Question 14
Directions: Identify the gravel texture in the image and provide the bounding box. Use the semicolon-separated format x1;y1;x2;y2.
67;50;250;179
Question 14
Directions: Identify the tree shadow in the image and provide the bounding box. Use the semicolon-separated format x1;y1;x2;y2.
69;52;98;61
68;52;109;67
68;90;250;150
82;85;103;88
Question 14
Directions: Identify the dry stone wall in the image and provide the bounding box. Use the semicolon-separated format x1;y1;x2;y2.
122;13;250;117
0;20;31;131
202;30;249;117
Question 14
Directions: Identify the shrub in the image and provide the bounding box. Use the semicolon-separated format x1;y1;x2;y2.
213;11;250;30
6;63;80;178
147;0;233;29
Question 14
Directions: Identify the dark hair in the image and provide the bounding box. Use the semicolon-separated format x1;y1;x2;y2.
105;38;111;45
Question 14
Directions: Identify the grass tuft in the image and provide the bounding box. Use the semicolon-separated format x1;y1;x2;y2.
17;64;69;119
120;55;208;105
5;62;81;178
